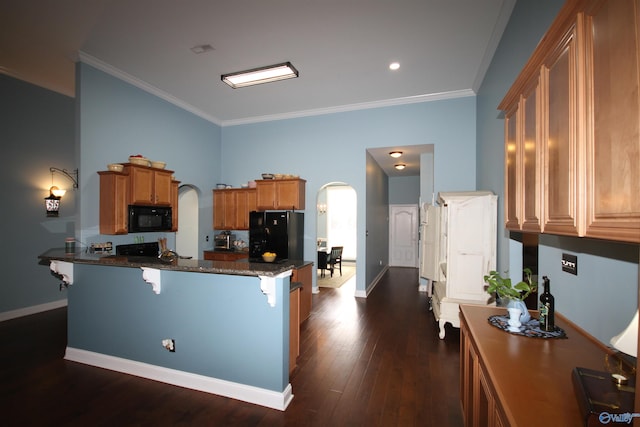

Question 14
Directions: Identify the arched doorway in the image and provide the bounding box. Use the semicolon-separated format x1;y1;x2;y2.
176;185;199;258
316;183;357;294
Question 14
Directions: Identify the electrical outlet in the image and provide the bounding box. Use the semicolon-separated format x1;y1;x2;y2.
162;339;175;352
205;235;209;242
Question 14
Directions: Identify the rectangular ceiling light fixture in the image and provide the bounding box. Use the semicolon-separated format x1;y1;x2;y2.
221;62;298;88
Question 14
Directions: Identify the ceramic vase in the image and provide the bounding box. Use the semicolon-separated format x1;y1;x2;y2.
507;307;522;332
506;299;530;323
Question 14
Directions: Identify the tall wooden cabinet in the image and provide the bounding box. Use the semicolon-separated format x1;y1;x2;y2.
425;191;497;339
499;0;640;243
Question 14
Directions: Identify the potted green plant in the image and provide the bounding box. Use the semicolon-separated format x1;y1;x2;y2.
484;268;536;323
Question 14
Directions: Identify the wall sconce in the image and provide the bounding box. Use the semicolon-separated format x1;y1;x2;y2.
45;167;78;217
317;203;327;214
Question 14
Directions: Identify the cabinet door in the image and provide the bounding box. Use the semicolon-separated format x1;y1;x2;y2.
276;180;305;210
504;103;521;230
234;190;250;229
223;190;236;229
292;264;313;323
521;75;543;232
170;181;179;232
99;172;129;235
153;171;173;205
256;180;277;210
584;0;640;243
213;190;225;229
129;166;154;205
542;24;582;236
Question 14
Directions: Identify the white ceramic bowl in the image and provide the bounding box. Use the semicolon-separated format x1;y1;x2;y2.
107;163;124;172
150;161;166;169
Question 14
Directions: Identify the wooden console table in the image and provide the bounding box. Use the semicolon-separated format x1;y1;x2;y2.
460;305;621;426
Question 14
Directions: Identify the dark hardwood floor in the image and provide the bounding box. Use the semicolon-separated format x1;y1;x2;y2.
0;268;463;426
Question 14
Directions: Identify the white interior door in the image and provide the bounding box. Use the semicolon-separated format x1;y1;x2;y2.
389;204;419;267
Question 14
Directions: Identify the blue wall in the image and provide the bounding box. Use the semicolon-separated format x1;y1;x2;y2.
221;97;477;293
0;74;74;314
475;0;639;343
69;265;289;392
76;63;222;255
389;176;420;205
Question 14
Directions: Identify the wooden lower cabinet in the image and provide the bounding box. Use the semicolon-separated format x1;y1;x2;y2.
291;263;312;324
202;251;249;261
460;305;615;427
289;287;300;375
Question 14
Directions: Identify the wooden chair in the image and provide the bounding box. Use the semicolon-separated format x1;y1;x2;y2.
328;246;343;277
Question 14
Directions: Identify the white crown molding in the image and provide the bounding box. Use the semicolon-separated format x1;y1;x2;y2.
472;0;516;92
77;51;223;126
77;51;475;128
221;89;476;127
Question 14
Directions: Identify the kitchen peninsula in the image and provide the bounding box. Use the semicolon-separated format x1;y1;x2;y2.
39;248;311;410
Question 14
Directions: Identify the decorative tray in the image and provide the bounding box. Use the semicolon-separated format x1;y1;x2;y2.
488;314;567;339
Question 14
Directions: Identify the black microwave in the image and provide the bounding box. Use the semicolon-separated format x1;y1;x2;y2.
128;205;172;233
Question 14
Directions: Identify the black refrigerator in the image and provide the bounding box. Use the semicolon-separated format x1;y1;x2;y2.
249;211;304;262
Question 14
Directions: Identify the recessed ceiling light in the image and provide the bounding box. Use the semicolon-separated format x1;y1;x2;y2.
389;151;403;158
389;62;400;71
222;62;298;88
394;163;406;170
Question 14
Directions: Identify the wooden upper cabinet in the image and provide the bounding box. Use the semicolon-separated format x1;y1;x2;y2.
503;75;543;233
521;75;543;232
499;0;640;243
504;102;521;230
126;164;173;206
256;178;306;211
213;190;225;230
542;23;582;236
98;171;129;235
583;0;640;242
170;180;179;232
212;188;257;230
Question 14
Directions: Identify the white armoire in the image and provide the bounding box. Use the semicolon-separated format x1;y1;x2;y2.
420;191;497;338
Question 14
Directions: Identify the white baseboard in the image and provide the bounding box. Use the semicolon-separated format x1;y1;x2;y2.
64;347;294;411
0;299;68;322
354;265;389;298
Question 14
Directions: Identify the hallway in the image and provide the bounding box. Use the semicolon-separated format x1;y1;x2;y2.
0;268;463;426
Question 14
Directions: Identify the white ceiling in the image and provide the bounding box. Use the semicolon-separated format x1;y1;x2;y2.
0;0;515;176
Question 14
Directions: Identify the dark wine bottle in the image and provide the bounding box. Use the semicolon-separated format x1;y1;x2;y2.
539;276;555;331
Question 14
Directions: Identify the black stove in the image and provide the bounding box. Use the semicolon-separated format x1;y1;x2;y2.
116;242;160;257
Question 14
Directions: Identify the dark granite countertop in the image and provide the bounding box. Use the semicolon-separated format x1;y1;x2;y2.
39;248;312;278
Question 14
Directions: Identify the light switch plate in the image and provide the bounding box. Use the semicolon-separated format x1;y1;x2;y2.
562;253;578;275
